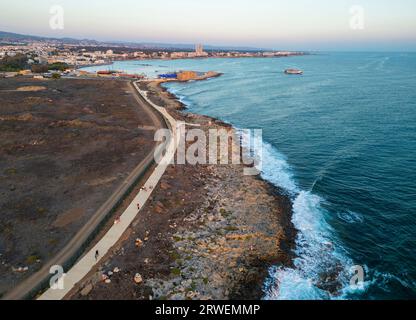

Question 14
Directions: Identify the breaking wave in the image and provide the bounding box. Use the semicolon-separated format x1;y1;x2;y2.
259;141;360;300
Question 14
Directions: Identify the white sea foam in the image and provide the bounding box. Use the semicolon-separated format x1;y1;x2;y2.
337;210;364;224
164;85;357;300
264;266;330;300
260;142;299;194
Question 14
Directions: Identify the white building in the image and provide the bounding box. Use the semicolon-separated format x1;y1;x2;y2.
195;44;208;57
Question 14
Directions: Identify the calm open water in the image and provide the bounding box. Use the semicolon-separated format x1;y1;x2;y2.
84;53;416;299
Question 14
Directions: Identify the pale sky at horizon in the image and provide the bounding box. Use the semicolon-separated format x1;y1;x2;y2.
0;0;415;51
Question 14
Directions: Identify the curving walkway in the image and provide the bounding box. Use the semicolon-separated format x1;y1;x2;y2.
37;82;179;300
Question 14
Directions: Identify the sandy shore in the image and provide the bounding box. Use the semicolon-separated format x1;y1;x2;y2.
68;79;295;300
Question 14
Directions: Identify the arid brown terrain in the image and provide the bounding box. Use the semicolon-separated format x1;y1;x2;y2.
0;78;157;296
69;81;295;300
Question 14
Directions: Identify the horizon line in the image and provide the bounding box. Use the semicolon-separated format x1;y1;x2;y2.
1;30;416;54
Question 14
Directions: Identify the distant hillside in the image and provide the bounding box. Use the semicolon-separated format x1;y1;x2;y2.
0;31;101;45
0;30;267;52
0;31;44;40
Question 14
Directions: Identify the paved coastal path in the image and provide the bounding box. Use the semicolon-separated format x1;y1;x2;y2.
4;81;178;300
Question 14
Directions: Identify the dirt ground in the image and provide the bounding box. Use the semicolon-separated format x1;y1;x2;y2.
68;81;295;300
0;77;156;296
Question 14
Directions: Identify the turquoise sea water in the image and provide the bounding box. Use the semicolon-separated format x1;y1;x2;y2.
83;53;416;299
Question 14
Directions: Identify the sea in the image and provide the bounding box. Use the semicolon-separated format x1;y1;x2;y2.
82;52;416;299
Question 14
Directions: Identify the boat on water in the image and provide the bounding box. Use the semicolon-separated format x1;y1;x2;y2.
284;68;303;75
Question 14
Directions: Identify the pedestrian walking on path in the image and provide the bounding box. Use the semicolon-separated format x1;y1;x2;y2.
95;250;99;261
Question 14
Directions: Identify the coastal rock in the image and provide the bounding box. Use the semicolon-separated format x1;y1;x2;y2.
135;238;143;248
160;182;171;190
134;273;143;284
154;202;165;214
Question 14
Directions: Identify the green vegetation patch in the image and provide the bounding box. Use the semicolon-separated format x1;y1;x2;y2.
0;54;28;72
170;267;181;276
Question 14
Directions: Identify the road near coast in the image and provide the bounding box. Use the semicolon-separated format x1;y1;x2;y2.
3;81;178;300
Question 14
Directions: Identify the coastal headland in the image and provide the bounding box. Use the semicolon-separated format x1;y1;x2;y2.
67;76;295;300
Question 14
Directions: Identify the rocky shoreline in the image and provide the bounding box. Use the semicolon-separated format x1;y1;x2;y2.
69;79;296;300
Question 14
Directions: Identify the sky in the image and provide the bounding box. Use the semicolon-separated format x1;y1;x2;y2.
0;0;415;51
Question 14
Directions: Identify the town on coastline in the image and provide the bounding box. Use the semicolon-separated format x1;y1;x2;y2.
0;35;305;80
0;46;295;301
